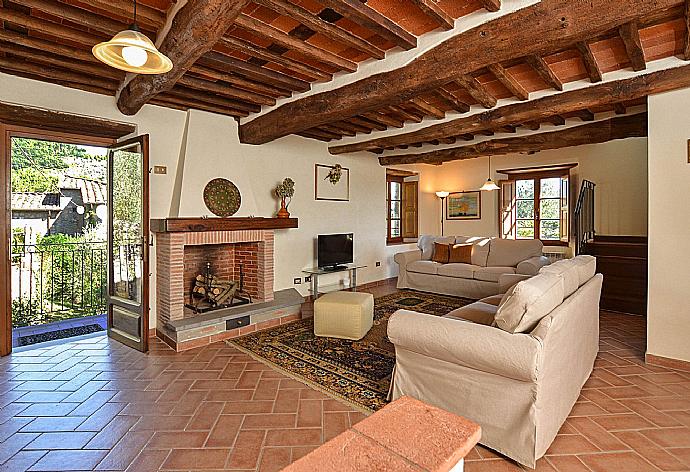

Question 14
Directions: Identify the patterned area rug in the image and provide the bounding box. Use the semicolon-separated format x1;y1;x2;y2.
229;290;472;412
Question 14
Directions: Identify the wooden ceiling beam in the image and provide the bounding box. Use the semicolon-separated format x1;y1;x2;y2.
526;55;563;91
569;109;596;121
12;0;126;36
78;0;163;30
456;76;497;108
154;93;245;117
0;100;135;138
117;0;249;116
328;64;690;154
614;103;627;115
619;20;646;71
0;55;117;91
253;0;385;59
188;65;286;98
478;0;501;12
298;129;337;141
234;15;357;72
487;63;529;101
168;86;255;115
0;7;104;47
576;41;603;82
361;112;404;128
313;0;416;50
199;52;310;93
379;113;647;166
435;88;470;113
321;124;354;136
349;116;386;131
241;0;675;144
684;0;690;60
176;75;274;106
0;29;96;64
387;105;423;123
408;98;445;119
409;0;454;30
218;36;331;82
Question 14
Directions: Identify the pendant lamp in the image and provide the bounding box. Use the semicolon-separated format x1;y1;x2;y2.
480;156;500;191
92;0;173;74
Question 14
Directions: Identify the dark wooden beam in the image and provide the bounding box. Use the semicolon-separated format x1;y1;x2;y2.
526;55;563;91
409;0;454;30
218;36;330;82
457;76;497;108
313;0;416;50
487;63;529;100
436;88;470;113
619;21;646;71
569;109;595;121
576;42;603;82
328;64;690;154
176;75;274;106
0;55;116;90
253;0;385;59
544;115;566;126
189;65;286;98
80;0;163;30
478;0;501;12
117;0;249;116
387;105;423;123
685;0;690;60
0;7;104;47
409;98;445;119
234;15;357;72
361;112;404;128
379;114;647;166
0;100;134;138
12;0;126;35
241;0;674;144
614;103;627;115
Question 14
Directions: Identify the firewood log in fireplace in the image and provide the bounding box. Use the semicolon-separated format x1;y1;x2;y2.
192;274;239;307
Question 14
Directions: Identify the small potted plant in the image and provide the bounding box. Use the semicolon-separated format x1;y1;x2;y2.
275;178;295;218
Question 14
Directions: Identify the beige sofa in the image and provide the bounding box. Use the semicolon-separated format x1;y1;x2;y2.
388;256;601;468
395;236;550;299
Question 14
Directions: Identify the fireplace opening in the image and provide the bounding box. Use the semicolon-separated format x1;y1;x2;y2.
185;261;253;314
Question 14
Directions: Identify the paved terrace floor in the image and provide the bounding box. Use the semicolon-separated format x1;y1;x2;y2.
0;287;689;471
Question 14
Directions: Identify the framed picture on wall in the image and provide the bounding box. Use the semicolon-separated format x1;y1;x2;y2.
447;191;481;220
315;164;350;201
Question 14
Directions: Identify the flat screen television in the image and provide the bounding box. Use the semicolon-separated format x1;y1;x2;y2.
318;233;354;270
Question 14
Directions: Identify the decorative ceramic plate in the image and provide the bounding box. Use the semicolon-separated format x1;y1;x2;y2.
203;178;241;217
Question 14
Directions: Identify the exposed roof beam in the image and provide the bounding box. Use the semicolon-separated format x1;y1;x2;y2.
409;98;445;119
409;0;454;30
379;113;647;166
12;0;126;35
685;0;690;60
576;42;603;82
478;0;501;13
487;63;529;100
313;0;416;51
117;0;249;116
233;15;357;72
241;0;673;144
526;55;563;91
328;64;690;154
436;88;470;113
457;75;497;108
0;7;103;46
619;20;646;71
253;0;385;59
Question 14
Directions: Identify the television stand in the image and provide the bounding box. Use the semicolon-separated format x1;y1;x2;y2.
303;264;367;298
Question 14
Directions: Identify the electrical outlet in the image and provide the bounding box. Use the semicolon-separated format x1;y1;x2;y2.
153;165;167;174
376;261;381;267
304;276;312;283
294;277;302;285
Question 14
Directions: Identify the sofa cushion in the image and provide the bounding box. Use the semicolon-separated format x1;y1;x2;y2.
467;237;492;266
494;272;565;334
432;242;451;264
406;260;442;275
486;239;544;268
479;294;503;306
444;302;497;326
474;266;516;283
448;243;473;264
572;255;597;286
418;235;454;260
437;263;478;279
540;259;579;297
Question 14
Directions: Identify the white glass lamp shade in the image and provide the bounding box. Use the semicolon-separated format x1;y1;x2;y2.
435;191;450;198
480;178;500;191
93;29;173;74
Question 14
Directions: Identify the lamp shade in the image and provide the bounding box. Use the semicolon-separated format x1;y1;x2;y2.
93;29;173;74
435;191;450;198
480;178;500;191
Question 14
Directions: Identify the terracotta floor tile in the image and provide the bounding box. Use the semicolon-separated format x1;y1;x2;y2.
264;428;322;446
186;401;225;430
614;431;689;471
641;427;690;448
545;434;600;455
545;455;592;471
160;448;231;470
85;415;140;449
25;431;95;450
20;416;85;433
296;399;322;428
578;451;659;472
592;413;656;431
147;431;209;448
124;450;170;472
0;450;46;472
226;430;265;469
29;450;107;471
205;414;243;447
258;446;292;472
241;413;296;429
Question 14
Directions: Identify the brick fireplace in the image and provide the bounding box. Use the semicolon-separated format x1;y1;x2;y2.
152;218;302;351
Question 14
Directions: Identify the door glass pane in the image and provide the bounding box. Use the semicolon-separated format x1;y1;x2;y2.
516;180;534;199
390;182;401;200
516;220;534;239
540;199;560;219
516;200;534;219
390;201;401;219
390;219;401;238
111;146;143;303
540;178;561;198
540;220;560;240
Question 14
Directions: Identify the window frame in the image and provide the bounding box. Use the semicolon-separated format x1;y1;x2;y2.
500;169;572;246
386;174;404;244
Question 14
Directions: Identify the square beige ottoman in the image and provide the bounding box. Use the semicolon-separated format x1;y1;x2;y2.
314;291;374;340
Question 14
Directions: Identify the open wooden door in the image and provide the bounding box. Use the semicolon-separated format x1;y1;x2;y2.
107;135;149;352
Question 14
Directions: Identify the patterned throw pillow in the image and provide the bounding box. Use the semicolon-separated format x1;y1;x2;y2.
448;243;473;264
431;242;451;264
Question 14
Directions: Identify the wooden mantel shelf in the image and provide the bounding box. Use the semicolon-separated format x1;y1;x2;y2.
150;217;298;233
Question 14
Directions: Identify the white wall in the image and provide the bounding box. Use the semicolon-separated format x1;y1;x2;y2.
647;90;690;364
388;138;649;241
0;73;413;329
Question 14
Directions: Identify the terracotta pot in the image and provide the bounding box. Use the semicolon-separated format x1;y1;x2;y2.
277;197;290;218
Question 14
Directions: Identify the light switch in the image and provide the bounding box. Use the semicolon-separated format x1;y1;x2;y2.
153;166;167;174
